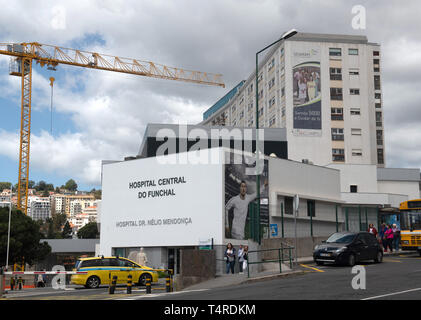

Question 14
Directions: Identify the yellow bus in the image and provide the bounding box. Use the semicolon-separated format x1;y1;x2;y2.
399;199;421;256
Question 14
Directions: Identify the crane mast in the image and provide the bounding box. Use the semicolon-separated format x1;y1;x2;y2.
0;42;225;215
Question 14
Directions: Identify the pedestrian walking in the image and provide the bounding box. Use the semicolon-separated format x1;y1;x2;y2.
379;223;387;251
384;224;394;252
242;245;249;273
392;223;400;251
10;276;15;291
238;245;245;274
224;243;236;274
368;223;378;237
37;274;45;288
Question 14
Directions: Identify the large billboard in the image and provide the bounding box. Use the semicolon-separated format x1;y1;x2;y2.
224;151;269;241
100;149;224;254
292;44;322;136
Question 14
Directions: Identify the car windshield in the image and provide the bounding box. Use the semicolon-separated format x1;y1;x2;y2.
326;233;356;244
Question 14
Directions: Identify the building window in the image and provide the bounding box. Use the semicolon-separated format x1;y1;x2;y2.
268;58;275;71
281;87;285;97
269;96;276;108
376;112;382;127
269;116;276;127
330;88;343;100
352;149;363;156
331;108;343;120
351;128;362;135
349;48;359;55
350;185;358;193
307;200;316;217
349;69;359;76
248;84;253;95
373;51;380;56
377;148;384;164
330;68;342;80
258;89;264;100
329;48;342;56
376;130;383;146
232;105;236;113
375;93;381;100
284;197;293;215
239;97;244;105
268;77;275;90
374;75;381;90
247;102;253;111
258;108;264;117
332;148;345;162
239;111;244;119
331;128;344;141
350;88;360;95
375;103;381;108
350;108;360;115
258;73;263;83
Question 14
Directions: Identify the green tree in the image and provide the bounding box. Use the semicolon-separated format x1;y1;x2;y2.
39;212;68;239
90;188;102;200
77;222;99;239
0;182;12;192
62;221;73;239
35;180;47;192
0;207;51;267
64;179;78;192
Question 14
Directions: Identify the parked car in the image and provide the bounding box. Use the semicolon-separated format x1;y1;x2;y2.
71;256;159;289
313;231;383;266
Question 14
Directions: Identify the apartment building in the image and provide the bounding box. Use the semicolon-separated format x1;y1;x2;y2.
201;32;385;168
64;194;95;217
28;197;51;221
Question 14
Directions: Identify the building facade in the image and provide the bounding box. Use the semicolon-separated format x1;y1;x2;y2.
201;32;385;168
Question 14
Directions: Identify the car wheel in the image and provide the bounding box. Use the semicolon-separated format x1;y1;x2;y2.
86;276;100;289
374;251;383;263
348;254;356;267
139;273;152;286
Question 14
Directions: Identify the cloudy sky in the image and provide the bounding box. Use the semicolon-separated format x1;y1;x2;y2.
0;0;420;191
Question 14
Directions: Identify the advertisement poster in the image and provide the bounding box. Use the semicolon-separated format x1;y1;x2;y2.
224;152;269;240
292;44;322;136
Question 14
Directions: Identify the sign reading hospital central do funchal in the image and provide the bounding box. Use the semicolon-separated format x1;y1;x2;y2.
100;149;224;253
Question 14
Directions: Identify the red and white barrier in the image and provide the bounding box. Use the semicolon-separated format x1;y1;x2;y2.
4;271;87;275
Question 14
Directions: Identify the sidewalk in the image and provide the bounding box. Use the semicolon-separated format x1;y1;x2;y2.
181;250;405;291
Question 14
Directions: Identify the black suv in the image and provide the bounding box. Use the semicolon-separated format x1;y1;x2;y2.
313;231;383;266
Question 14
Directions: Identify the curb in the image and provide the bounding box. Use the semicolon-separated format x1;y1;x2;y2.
242;270;307;285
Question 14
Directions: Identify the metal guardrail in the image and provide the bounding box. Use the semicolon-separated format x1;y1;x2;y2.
246;245;294;278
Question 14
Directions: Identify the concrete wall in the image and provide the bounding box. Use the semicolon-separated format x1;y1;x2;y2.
174;249;216;290
327;164;378;193
269;157;341;202
378;180;420;200
262;236;330;259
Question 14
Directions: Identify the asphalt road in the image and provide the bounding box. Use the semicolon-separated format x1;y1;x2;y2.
3;252;421;301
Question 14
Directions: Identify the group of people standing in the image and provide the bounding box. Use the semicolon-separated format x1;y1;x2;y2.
224;243;248;274
368;223;400;252
293;68;321;104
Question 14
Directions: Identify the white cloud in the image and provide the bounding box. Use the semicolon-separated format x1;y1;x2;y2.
1;0;421;188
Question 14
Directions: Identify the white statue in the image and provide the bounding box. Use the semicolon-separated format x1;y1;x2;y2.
136;247;148;266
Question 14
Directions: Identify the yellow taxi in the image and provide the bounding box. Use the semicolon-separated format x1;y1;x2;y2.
70;256;159;289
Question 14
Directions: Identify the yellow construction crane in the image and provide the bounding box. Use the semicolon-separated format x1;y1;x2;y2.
0;42;225;215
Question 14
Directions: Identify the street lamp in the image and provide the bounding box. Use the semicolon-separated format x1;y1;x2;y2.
255;29;297;243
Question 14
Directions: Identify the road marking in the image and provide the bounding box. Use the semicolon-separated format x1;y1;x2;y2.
383;259;401;263
362;288;421;300
300;264;324;273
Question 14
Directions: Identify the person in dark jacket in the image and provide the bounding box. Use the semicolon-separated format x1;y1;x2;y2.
224;243;236;274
